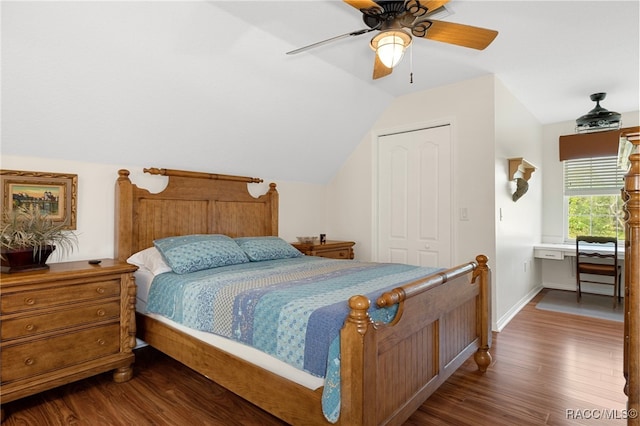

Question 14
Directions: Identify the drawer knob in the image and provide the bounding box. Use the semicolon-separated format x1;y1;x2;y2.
24;357;34;366
339;252;345;257
96;309;106;317
96;287;105;294
24;297;35;305
25;323;35;331
97;339;106;346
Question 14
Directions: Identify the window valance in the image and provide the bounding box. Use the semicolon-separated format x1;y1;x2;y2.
559;126;640;161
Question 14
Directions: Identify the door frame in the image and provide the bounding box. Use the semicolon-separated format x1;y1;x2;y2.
371;117;458;264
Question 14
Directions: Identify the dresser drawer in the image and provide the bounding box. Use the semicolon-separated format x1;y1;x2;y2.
1;279;121;314
0;323;121;383
1;301;120;341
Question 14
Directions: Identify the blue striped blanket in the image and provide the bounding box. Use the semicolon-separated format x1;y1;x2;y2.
146;256;440;422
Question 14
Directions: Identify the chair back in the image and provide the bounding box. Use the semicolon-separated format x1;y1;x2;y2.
576;236;618;273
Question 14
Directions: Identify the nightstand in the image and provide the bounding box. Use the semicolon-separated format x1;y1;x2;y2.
0;259;137;421
291;240;355;260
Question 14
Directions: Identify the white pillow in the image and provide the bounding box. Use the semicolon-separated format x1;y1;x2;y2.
127;247;173;276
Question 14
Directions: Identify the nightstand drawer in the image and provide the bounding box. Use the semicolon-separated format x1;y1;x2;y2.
1;279;121;314
291;240;355;260
319;248;351;259
0;323;121;383
1;301;121;341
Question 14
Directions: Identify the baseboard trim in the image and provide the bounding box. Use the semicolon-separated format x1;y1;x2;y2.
495;285;543;332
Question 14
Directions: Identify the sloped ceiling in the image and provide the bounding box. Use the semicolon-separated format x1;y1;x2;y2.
2;1;639;184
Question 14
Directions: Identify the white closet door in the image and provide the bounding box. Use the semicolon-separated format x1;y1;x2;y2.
377;125;452;267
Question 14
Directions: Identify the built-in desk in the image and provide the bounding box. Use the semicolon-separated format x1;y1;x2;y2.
534;243;625;260
534;243;625;293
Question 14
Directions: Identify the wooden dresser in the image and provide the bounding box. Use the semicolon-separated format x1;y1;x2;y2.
291;240;355;260
0;259;137;421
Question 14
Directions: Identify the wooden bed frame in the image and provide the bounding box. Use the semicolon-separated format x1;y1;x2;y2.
114;167;493;425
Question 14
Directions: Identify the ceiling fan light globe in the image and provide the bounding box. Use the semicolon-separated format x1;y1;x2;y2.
371;30;412;68
377;36;405;67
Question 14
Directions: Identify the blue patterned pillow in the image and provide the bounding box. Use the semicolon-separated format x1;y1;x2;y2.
234;237;303;261
154;234;249;274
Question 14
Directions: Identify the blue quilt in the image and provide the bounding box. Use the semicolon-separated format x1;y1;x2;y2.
146;256;440;422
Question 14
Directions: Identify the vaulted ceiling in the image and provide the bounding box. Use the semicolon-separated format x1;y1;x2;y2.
2;1;639;183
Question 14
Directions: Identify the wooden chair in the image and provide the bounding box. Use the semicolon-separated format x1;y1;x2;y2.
576;236;621;308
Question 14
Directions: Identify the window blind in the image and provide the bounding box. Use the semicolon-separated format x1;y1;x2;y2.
564;156;625;196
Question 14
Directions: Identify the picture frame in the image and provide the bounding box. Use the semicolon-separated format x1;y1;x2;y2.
1;170;78;230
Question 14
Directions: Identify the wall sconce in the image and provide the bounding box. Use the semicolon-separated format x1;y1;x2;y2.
512;178;529;202
508;158;536;202
370;29;412;69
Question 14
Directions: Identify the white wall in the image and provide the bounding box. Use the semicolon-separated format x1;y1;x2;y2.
327;75;550;331
327;75;505;327
493;79;543;329
328;75;497;262
1;155;328;262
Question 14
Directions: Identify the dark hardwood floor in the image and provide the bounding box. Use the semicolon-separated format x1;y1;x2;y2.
2;289;626;425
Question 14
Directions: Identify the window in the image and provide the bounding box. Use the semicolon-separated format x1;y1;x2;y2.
564;156;626;240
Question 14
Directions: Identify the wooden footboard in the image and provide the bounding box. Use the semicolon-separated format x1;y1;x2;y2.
339;255;491;426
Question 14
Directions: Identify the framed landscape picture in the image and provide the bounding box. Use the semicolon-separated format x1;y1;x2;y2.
0;170;78;230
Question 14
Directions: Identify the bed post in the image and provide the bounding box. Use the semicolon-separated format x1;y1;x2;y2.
268;182;279;236
115;169;134;262
473;255;492;372
622;130;639;425
623;187;630;398
340;295;376;426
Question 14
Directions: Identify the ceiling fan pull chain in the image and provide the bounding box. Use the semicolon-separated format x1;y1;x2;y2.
409;43;414;84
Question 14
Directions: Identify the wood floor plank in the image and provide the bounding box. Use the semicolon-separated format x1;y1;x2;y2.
1;289;627;425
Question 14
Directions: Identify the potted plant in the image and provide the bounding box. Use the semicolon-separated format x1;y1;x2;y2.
1;205;78;273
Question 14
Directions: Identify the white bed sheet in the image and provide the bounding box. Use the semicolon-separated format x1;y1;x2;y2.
134;269;324;391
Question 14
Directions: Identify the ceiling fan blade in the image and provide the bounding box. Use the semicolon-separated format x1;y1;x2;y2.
286;28;376;55
343;0;381;12
418;20;498;50
405;0;450;18
373;54;393;80
420;1;451;14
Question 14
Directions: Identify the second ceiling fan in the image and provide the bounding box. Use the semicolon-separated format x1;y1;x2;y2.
287;0;499;80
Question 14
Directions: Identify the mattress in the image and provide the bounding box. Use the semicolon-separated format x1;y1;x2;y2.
134;269;324;390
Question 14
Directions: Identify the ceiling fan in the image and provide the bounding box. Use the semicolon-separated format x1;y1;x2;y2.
286;0;498;80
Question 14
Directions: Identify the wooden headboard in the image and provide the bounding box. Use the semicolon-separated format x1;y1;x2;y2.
115;168;278;261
